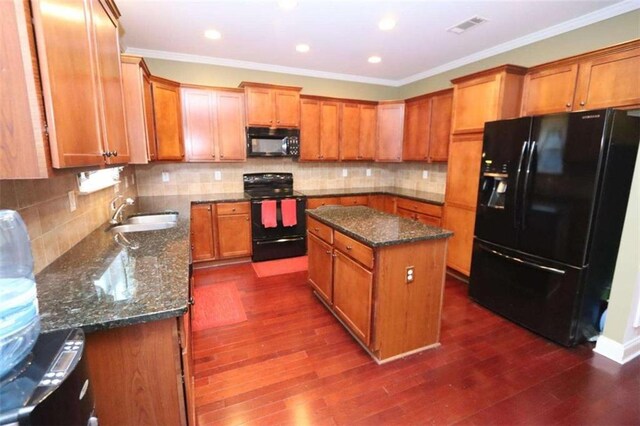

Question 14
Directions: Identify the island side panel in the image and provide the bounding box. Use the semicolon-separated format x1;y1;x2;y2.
85;318;186;426
374;238;447;360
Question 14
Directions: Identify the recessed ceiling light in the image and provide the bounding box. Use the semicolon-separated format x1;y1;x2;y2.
296;43;310;53
368;56;382;64
278;0;297;10
378;17;396;31
204;29;221;40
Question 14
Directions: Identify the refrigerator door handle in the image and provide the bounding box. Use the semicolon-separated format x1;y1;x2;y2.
521;140;537;230
478;244;566;275
513;140;529;228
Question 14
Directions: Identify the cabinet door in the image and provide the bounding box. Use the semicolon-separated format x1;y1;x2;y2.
215;92;246;161
443;204;476;276
217;214;252;258
573;47;640;110
142;73;157;161
359;105;377;160
32;0;104;168
367;195;385;212
340;103;360;160
451;74;502;134
245;86;273;126
300;99;321;160
428;91;453;162
402;100;430;161
121;59;148;164
182;88;214;161
376;102;404;162
320;101;340;160
91;0;129;165
191;204;215;261
445;135;483;209
274;89;300;127
396;207;415;220
307;234;334;305
521;64;579;116
152;80;184;160
333;250;373;346
415;212;441;227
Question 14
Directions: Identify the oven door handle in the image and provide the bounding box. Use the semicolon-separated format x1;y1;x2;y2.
255;236;305;245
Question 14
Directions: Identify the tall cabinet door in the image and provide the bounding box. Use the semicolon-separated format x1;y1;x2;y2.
274;89;300;127
359;105;377;160
376;102;404;162
300;99;321;160
320;101;340;160
152;79;184;160
32;0;104;168
90;0;129;164
215;92;245;161
340;103;360;160
428;91;453;162
245;87;273;126
182;88;215;161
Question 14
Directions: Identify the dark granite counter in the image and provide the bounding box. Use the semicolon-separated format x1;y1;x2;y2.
307;205;452;247
35;193;251;334
299;187;445;206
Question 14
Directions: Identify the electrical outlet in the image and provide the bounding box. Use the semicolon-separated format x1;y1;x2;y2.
342;168;348;177
68;191;77;212
214;170;222;181
124;176;129;188
366;168;372;177
422;170;429;179
162;172;170;182
405;266;415;283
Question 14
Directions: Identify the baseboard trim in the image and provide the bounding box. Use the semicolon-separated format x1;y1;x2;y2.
594;334;640;364
446;268;469;283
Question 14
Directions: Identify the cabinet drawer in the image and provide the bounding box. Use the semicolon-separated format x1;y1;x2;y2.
308;216;333;244
334;231;374;269
216;202;250;215
307;197;341;209
340;195;369;206
396;198;443;217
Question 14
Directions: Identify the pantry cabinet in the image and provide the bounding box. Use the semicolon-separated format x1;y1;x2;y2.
521;41;640;115
181;86;245;162
151;77;184;161
402;89;453;162
300;98;340;161
340;103;377;161
240;82;301;128
376;101;405;162
190;202;251;262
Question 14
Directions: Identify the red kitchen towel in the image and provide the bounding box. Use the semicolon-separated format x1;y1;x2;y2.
281;199;298;227
261;200;277;228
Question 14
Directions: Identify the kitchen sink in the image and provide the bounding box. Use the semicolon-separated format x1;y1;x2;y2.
109;212;178;233
125;212;179;224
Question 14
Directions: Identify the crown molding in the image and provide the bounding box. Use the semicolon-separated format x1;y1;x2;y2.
125;0;639;89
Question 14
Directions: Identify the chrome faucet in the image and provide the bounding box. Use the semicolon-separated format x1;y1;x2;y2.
110;197;135;224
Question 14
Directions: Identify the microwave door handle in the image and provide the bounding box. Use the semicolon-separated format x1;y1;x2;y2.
521;140;536;230
513;140;529;228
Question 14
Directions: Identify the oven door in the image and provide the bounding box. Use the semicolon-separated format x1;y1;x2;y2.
251;198;307;240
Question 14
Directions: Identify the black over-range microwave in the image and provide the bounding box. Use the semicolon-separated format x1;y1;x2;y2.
246;127;300;157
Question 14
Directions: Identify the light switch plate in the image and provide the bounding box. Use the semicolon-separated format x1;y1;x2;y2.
342;168;348;177
162;172;170;182
366;168;372;177
214;170;222;181
68;191;76;212
422;170;429;179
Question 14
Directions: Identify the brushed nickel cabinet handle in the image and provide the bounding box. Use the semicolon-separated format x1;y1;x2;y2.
325;250;331;255
565;102;571;108
580;101;586;106
346;245;352;251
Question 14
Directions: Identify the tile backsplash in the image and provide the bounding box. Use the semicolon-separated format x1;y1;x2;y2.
135;159;447;196
0;167;137;273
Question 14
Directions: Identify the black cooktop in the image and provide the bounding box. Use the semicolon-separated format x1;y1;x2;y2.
243;172;305;200
244;188;305;199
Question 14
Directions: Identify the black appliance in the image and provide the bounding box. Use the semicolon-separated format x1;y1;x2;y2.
244;173;307;261
246;127;300;157
469;109;639;347
0;328;96;425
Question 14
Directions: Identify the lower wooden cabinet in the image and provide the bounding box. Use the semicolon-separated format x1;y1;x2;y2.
395;197;443;227
190;201;252;262
307;197;341;209
307;233;333;304
443;204;476;276
340;195;369;206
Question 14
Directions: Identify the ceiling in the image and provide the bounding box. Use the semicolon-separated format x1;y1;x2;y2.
118;0;637;86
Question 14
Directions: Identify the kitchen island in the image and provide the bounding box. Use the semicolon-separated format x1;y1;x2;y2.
306;206;453;363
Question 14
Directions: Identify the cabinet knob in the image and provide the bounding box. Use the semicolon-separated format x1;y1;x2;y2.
346;245;352;251
332;253;338;258
565;103;571;108
113;150;118;157
580;101;586;106
220;154;224;158
191;245;194;250
277;120;280;124
245;217;249;221
189;297;195;305
103;151;112;157
232;208;236;212
314;227;319;231
325;250;331;255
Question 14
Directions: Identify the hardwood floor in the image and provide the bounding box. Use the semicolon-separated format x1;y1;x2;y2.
193;264;640;425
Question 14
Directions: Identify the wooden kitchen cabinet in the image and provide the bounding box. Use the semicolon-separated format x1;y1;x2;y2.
340;102;377;161
450;65;526;135
376;101;405;162
217;203;252;258
367;195;396;214
395;198;443;227
340;195;369;206
443;205;476;276
121;55;157;163
300;97;340;161
521;41;640;115
179;276;196;426
402;89;453;162
182;86;245;162
307;233;334;305
307;197;342;209
240;82;301;128
190;204;216;261
151;77;184;160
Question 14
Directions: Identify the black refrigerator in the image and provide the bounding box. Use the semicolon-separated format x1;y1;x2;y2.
469;109;639;347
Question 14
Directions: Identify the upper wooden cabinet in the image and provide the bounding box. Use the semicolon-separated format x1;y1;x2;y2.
402;89;453;162
376;101;405;162
451;65;527;135
300;97;339;161
340;103;377;161
121;55;156;163
181;86;245;162
151;77;184;161
521;41;640;115
240;82;301;128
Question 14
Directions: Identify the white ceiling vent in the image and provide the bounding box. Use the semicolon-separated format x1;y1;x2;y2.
447;16;488;35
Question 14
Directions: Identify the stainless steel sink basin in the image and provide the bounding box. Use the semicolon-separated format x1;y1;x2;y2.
109;212;178;233
125;212;178;224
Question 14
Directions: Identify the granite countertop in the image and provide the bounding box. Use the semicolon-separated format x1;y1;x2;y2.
35;193;250;334
299;187;445;206
307;205;453;247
